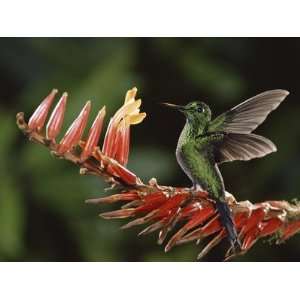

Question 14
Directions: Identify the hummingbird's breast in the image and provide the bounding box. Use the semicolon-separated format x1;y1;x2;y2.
175;122;217;191
176;142;197;185
175;124;203;187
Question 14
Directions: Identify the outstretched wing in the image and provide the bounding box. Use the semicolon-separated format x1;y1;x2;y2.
215;133;277;164
208;90;289;134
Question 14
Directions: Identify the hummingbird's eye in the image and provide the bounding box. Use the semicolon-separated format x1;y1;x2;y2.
197;107;205;113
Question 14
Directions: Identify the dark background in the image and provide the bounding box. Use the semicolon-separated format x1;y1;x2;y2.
1;38;300;261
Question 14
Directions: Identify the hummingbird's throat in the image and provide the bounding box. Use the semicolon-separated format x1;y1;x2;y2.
185;116;207;137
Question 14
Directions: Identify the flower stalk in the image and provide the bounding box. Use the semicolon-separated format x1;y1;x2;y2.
16;87;300;260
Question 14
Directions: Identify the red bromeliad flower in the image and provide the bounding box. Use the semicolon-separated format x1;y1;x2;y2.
16;87;300;260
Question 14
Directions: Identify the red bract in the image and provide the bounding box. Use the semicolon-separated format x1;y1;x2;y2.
80;107;106;162
115;121;130;166
280;220;300;242
135;192;168;214
102;118;116;157
242;226;259;251
259;218;283;237
57;101;91;155
16;87;300;261
28;89;58;131
86;192;140;205
234;212;249;229
239;207;266;236
156;193;188;218
105;162;139;185
46;92;68;141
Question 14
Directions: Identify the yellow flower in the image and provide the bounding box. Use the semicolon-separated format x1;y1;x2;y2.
102;87;146;161
114;87;146;127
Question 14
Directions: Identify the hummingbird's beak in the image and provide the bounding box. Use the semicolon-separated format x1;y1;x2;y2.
161;102;185;111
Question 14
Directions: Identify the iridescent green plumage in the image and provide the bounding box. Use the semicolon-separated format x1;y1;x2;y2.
163;89;289;250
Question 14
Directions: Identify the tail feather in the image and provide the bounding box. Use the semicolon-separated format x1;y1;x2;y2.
215;201;241;250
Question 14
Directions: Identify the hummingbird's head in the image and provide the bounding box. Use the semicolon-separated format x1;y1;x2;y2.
162;101;211;124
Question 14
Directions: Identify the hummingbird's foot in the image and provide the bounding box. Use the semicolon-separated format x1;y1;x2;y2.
191;183;204;192
189;184;205;200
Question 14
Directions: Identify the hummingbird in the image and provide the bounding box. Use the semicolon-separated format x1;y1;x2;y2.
163;89;289;251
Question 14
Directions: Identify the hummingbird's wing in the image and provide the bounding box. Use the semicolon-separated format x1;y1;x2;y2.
207;90;289;134
214;133;276;163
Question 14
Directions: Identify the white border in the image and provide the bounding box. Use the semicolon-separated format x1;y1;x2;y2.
0;262;298;300
0;1;299;299
0;0;300;36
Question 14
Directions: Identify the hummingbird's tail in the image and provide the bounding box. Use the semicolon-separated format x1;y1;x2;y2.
215;201;241;251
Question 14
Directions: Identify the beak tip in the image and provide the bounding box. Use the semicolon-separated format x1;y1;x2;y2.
161;102;181;110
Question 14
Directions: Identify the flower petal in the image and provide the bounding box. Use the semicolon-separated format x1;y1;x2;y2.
28;89;58;131
46;92;68;141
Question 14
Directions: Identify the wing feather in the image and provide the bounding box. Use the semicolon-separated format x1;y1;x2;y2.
208;90;289;134
215;133;277;164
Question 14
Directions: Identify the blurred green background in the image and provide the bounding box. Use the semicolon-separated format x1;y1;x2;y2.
1;38;300;261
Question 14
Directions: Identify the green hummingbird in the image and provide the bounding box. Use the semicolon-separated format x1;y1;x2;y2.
163;89;289;251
